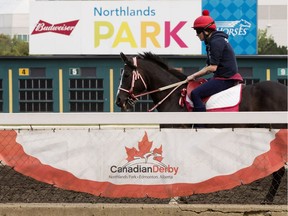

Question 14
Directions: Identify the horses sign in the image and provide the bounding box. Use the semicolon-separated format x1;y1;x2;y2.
216;19;252;36
203;0;257;54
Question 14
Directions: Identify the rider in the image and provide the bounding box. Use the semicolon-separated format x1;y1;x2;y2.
187;10;243;112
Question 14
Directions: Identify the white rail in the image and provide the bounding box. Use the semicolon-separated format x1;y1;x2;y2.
0;112;287;125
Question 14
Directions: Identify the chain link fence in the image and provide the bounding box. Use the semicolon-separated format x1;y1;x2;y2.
0;128;287;205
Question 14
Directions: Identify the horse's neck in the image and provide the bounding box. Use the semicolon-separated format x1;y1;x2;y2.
146;69;180;91
141;63;186;112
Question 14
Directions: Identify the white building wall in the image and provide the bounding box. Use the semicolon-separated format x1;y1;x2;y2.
258;0;287;47
0;0;31;41
0;14;13;34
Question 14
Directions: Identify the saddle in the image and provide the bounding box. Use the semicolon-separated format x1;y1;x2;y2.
179;78;243;112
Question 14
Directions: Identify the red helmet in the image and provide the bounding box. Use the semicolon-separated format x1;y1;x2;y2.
192;10;216;30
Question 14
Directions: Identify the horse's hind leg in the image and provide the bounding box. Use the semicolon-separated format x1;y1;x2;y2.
262;166;285;204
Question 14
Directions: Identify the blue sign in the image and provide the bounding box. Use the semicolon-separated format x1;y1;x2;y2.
202;0;257;55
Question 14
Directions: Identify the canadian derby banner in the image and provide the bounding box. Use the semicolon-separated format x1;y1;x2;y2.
0;128;287;198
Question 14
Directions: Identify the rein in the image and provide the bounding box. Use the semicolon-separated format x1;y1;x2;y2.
118;57;187;112
147;82;185;112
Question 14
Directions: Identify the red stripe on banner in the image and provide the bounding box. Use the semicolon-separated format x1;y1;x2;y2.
0;129;287;198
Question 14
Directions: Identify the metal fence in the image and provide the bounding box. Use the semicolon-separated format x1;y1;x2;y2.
0;113;287;205
0;143;286;204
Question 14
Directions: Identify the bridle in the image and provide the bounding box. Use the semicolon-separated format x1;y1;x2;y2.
118;56;187;112
118;57;148;104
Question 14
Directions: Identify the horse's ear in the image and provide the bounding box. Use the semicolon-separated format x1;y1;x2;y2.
120;52;128;63
120;52;136;69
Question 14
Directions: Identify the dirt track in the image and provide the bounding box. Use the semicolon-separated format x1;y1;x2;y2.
0;165;286;205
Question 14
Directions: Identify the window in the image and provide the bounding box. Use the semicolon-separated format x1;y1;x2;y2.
18;67;53;112
19;79;53;112
134;95;154;112
69;67;104;112
238;67;260;85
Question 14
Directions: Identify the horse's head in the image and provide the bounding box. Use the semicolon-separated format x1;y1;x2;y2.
116;52;148;111
116;52;188;112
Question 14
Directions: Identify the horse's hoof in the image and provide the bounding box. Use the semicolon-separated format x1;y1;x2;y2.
168;196;188;204
168;199;179;205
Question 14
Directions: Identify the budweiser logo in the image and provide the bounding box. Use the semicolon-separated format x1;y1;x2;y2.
31;20;79;36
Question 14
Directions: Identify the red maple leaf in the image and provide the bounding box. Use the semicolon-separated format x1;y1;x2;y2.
137;132;153;158
153;156;163;162
125;147;138;162
153;145;162;155
153;145;163;162
125;132;163;162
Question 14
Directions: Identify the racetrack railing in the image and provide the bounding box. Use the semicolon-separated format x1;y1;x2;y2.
0;112;287;126
0;112;287;205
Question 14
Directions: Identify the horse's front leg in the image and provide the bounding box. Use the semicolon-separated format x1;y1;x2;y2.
262;166;285;204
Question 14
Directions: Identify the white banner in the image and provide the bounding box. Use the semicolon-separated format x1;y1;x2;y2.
0;128;287;198
29;1;201;55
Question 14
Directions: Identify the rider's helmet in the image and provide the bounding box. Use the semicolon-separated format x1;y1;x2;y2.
192;10;216;31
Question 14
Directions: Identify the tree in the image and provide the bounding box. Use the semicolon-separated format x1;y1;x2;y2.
0;30;287;56
258;29;288;55
0;34;29;56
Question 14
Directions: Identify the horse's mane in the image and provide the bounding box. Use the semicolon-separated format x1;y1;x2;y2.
138;52;187;81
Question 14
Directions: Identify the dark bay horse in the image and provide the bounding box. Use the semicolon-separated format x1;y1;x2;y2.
115;52;287;204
